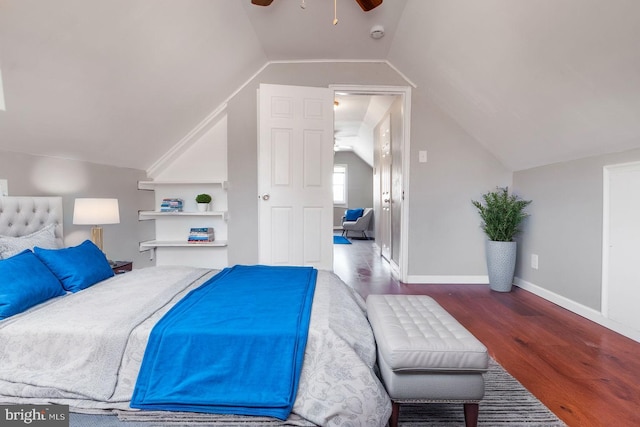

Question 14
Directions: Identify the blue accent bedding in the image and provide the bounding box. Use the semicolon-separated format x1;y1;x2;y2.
130;265;317;420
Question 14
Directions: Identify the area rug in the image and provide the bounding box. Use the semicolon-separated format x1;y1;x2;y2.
333;235;351;244
398;358;566;426
70;358;565;426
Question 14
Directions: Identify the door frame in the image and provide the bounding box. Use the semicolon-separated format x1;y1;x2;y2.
378;112;392;262
330;84;412;282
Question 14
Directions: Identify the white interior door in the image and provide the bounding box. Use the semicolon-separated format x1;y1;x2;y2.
258;84;334;269
603;162;640;335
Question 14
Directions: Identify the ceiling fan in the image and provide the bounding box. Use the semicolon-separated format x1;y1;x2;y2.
251;0;383;12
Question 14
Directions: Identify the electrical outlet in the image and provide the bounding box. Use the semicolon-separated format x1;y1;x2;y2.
0;179;7;196
531;254;539;270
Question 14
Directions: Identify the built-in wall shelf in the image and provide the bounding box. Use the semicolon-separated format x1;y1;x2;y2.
138;180;228;190
140;240;228;250
137;178;229;268
138;210;228;220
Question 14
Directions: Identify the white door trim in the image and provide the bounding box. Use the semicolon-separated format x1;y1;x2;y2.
602;164;613;317
330;84;412;282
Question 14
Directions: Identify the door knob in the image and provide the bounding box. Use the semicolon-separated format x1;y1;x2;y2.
383;198;390;203
262;194;270;201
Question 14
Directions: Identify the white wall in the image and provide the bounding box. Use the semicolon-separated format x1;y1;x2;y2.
154;115;228;183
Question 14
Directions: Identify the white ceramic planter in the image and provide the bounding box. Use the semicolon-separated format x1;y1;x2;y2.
197;203;209;212
485;240;517;292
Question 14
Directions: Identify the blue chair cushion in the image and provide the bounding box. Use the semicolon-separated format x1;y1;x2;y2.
345;208;364;221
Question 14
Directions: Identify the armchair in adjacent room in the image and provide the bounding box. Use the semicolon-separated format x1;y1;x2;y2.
341;208;373;239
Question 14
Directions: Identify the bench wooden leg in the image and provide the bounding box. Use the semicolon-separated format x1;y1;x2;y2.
389;401;400;427
464;403;479;427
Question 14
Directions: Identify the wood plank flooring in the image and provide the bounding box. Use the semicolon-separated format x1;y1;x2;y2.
333;238;640;427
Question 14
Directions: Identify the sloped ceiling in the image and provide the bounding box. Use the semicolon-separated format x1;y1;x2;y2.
1;0;639;172
388;0;640;171
334;94;397;167
0;0;268;170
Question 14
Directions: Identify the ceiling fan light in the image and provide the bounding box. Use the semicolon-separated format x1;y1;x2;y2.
356;0;383;12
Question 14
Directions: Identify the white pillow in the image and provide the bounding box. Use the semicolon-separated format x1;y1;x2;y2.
0;224;60;259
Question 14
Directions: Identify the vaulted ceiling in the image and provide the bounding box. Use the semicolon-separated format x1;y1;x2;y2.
1;0;639;172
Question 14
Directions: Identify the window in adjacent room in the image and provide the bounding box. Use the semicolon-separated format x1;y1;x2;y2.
333;164;347;206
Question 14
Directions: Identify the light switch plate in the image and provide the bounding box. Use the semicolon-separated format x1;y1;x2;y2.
419;150;428;163
0;179;7;196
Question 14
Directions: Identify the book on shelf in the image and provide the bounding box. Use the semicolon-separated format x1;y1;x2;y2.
160;198;184;212
190;227;213;233
188;227;215;243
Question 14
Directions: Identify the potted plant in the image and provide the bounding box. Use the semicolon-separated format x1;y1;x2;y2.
195;193;212;212
472;187;531;292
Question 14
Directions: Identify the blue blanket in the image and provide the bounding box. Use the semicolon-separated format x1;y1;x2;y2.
130;265;317;420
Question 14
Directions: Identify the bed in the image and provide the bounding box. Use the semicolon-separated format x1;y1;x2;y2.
0;196;391;426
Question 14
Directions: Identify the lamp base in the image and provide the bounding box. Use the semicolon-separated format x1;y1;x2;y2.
91;226;104;252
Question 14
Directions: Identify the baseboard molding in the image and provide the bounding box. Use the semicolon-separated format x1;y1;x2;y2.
514;277;640;343
406;275;488;284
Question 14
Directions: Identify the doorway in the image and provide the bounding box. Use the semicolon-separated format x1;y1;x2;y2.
331;85;411;281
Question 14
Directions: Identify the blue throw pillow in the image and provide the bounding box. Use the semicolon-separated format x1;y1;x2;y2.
345;208;364;221
0;250;65;320
34;240;114;293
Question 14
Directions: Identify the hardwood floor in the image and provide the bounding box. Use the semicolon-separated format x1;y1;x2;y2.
333;238;640;427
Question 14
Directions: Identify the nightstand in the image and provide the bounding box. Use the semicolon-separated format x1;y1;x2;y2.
111;261;133;274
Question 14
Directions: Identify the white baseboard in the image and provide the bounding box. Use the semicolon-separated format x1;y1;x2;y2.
406;275;488;284
514;277;640;343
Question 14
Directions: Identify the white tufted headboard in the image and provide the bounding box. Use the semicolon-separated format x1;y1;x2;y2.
0;197;64;247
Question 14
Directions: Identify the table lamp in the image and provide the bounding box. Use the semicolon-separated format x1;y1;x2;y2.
73;198;120;252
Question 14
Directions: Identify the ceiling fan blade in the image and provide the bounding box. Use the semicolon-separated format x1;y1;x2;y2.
355;0;382;12
251;0;274;6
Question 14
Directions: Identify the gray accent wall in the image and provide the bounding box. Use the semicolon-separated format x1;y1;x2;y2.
408;95;511;277
226;61;511;278
514;147;640;310
0;150;155;269
333;151;374;228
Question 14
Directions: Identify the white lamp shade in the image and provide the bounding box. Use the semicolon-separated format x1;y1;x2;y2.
73;198;120;225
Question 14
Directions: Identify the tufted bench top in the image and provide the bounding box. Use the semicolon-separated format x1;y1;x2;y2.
367;295;488;372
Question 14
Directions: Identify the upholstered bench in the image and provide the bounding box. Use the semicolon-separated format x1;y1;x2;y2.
366;295;489;427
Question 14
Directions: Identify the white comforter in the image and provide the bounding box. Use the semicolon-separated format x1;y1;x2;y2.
0;266;390;426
